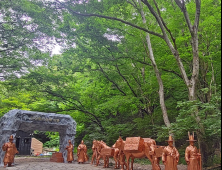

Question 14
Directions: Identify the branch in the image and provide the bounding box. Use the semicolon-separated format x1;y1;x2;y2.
0;65;20;69
132;0;139;8
131;74;152;116
0;22;17;25
174;0;184;9
132;74;142;90
104;45;144;99
140;31;151;58
97;62;127;96
115;64;138;98
142;0;190;87
127;0;138;9
58;108;105;133
194;0;201;31
174;0;193;34
153;0;177;49
55;0;164;39
141;0;176;49
161;68;183;79
42;89;105;132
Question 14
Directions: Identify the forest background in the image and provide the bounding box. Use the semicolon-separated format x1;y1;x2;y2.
0;0;221;167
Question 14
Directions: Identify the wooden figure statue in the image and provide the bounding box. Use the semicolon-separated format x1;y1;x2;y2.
185;132;201;170
162;136;179;170
2;135;19;168
77;140;88;163
65;140;74;163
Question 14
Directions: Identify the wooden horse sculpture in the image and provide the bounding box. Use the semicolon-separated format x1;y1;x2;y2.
112;143;121;169
96;140;120;168
113;136;158;170
113;142;126;170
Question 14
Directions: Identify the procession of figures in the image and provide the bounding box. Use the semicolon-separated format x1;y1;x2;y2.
89;133;201;170
2;132;201;170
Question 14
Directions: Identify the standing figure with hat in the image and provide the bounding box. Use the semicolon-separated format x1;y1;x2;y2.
162;135;180;170
185;132;201;170
77;140;88;164
65;140;74;163
2;135;19;168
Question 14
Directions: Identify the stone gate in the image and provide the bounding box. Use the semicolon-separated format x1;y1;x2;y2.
0;109;77;166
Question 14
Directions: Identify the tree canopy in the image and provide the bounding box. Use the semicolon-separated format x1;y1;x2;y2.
0;0;221;167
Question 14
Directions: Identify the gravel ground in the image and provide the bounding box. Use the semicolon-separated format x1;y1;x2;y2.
0;157;188;170
129;162;187;170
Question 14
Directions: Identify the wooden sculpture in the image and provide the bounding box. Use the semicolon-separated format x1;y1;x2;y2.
77;140;88;163
112;143;121;169
95;140;119;168
145;138;164;170
91;140;98;165
2;135;19;168
113;136;159;170
162;136;180;170
185;132;201;170
65;140;74;163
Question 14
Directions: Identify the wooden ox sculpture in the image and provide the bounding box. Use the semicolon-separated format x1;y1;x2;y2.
95;140;120;168
113;136;164;170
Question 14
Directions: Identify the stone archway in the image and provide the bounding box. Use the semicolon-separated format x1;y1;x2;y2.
0;109;77;166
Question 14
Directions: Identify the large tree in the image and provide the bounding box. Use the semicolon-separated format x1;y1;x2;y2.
0;0;55;80
0;0;220;166
42;0;219;165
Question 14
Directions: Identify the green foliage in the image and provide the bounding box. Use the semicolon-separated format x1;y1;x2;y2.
43;132;60;148
133;158;152;165
0;0;51;80
0;0;220;167
171;91;221;140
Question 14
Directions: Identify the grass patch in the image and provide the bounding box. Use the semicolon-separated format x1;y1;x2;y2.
133;158;152;165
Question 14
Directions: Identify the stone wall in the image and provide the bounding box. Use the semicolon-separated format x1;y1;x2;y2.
0;109;76;166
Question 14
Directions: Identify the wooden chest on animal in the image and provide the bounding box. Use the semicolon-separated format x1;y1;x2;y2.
101;148;114;156
124;137;144;153
143;138;156;145
154;145;165;158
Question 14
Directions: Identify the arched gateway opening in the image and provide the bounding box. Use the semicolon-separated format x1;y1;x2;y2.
0;109;76;166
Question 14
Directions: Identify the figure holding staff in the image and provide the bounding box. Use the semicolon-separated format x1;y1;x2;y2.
185;132;202;170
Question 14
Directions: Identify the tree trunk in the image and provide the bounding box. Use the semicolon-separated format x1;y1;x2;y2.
142;0;205;164
138;0;172;131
